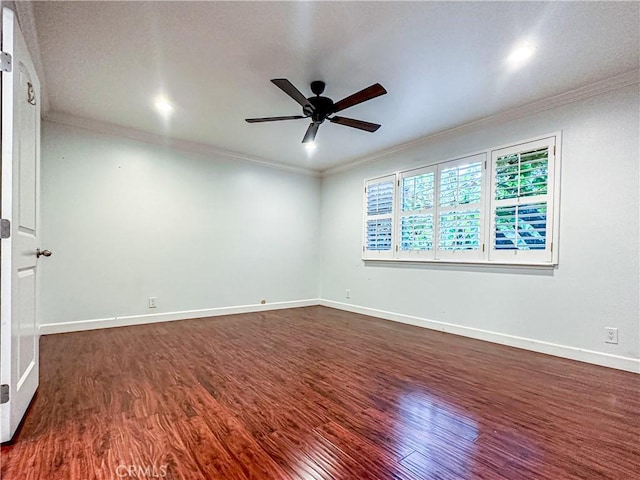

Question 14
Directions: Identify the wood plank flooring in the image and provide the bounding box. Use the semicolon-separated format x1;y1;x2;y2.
1;306;639;479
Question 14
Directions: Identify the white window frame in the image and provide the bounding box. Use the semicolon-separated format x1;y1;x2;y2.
362;174;396;260
488;136;558;264
435;153;487;261
396;166;437;260
361;132;561;267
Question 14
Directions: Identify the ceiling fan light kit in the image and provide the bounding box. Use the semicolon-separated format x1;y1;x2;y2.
246;79;387;144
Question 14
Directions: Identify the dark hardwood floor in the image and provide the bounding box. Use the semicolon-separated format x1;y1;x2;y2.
1;306;639;479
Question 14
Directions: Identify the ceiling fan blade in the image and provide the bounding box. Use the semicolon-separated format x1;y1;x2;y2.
271;79;314;111
245;115;306;123
330;116;381;132
302;122;320;144
332;83;387;113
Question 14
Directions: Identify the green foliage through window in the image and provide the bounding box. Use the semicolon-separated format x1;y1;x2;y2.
495;148;548;200
439;210;481;250
440;162;482;207
494;203;547;250
401;215;433;251
402;173;434;212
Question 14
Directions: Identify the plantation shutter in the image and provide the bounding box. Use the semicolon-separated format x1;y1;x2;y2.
489;137;556;263
363;175;395;259
397;167;436;259
436;154;485;260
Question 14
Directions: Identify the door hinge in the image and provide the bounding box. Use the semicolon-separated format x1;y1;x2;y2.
482;243;485;252
553;145;556;155
0;219;10;239
551;242;553;252
0;384;9;404
0;52;12;73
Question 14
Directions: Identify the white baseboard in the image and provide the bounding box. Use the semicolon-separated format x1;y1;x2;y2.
38;299;320;335
319;299;640;374
39;298;640;374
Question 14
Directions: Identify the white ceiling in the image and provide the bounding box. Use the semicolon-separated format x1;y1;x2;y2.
29;1;639;172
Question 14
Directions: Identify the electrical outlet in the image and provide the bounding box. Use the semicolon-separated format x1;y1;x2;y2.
605;327;618;344
148;297;157;309
346;289;351;299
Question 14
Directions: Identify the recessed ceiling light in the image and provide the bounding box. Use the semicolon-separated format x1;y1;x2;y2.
154;96;174;115
507;42;536;67
305;142;317;152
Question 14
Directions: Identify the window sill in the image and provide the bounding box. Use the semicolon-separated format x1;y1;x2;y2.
362;257;557;268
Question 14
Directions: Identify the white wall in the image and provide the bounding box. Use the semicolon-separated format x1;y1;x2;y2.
39;84;639;373
319;84;640;370
40;121;320;328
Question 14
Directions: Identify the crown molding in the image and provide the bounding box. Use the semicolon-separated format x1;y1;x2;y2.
321;69;640;177
43;111;319;177
42;68;638;179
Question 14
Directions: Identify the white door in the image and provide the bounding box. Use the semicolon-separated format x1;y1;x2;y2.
1;6;43;443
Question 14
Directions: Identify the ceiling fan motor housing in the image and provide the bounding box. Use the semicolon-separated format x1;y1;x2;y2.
306;95;334;123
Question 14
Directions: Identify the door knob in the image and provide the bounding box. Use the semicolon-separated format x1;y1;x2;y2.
36;248;52;258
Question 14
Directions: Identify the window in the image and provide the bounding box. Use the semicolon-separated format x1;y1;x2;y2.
398;167;435;258
363;175;395;258
489;137;556;263
362;134;560;265
436;155;485;260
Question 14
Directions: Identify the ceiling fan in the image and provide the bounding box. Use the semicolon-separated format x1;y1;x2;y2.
246;79;387;144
